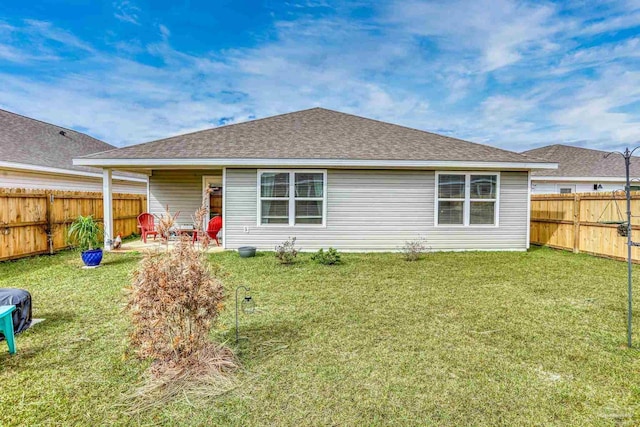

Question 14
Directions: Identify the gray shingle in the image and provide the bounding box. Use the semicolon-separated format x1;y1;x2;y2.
81;108;546;164
523;144;640;177
0;109;141;178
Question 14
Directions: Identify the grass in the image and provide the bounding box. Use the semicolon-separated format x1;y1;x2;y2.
1;247;640;426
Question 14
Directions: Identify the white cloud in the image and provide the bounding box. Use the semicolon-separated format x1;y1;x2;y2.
0;19;92;63
113;1;141;25
0;43;59;62
0;1;639;154
158;24;170;40
549;70;640;147
554;37;640;74
22;19;94;52
383;0;562;72
578;10;640;36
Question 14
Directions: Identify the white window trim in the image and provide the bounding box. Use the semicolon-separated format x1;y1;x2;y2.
257;169;327;227
558;185;575;194
434;171;500;228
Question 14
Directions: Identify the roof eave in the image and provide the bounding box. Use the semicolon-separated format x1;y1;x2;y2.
73;157;558;170
0;160;148;182
532;176;637;182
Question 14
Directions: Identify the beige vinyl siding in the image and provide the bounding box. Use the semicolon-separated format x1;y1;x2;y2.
225;169;528;251
148;169;221;226
0;168;146;194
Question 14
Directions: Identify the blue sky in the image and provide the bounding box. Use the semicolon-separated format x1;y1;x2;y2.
1;1;639;152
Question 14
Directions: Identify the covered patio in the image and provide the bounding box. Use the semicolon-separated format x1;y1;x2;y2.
97;167;225;252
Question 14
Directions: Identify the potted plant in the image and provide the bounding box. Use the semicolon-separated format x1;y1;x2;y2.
68;215;104;267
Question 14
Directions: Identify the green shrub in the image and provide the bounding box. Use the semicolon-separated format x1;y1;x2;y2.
311;247;341;265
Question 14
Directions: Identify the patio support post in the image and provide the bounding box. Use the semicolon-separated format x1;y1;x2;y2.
103;168;113;251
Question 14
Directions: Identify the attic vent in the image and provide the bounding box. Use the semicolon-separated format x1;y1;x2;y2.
59;130;66;136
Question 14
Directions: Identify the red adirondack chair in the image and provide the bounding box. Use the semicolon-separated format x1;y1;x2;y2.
137;213;158;243
207;216;222;246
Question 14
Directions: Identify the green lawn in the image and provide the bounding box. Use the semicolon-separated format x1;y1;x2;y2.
1;247;639;426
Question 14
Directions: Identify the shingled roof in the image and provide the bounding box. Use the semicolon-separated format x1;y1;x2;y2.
79;108;549;165
0;109;143;179
522;144;640;178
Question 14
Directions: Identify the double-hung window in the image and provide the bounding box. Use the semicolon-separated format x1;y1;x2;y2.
436;172;499;226
258;170;326;226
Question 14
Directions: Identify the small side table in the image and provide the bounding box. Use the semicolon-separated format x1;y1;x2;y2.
177;228;198;243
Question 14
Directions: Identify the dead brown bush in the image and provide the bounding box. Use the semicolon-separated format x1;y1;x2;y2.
126;237;236;410
193;188;212;248
155;205;180;242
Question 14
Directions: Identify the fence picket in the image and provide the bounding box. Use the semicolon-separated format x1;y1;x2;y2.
531;191;640;262
0;188;145;261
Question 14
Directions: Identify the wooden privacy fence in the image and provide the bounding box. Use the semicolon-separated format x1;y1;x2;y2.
0;188;146;261
530;191;640;262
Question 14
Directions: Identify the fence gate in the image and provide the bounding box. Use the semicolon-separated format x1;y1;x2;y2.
530;191;640;262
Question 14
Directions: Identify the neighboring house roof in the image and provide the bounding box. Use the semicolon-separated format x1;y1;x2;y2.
0;109;145;181
522;144;640;179
77;108;554;168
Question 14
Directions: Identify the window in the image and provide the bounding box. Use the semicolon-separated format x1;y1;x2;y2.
559;187;573;194
437;174;465;225
258;170;326;226
260;172;289;224
436;172;499;226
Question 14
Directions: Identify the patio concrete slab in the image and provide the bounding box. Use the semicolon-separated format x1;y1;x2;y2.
112;238;225;254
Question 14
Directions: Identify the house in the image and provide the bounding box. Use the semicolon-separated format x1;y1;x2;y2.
523;144;640;194
0;109;147;194
74;108;556;251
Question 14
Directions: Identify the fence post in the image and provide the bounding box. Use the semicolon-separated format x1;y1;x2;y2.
139;195;145;234
573;193;581;253
46;192;54;255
